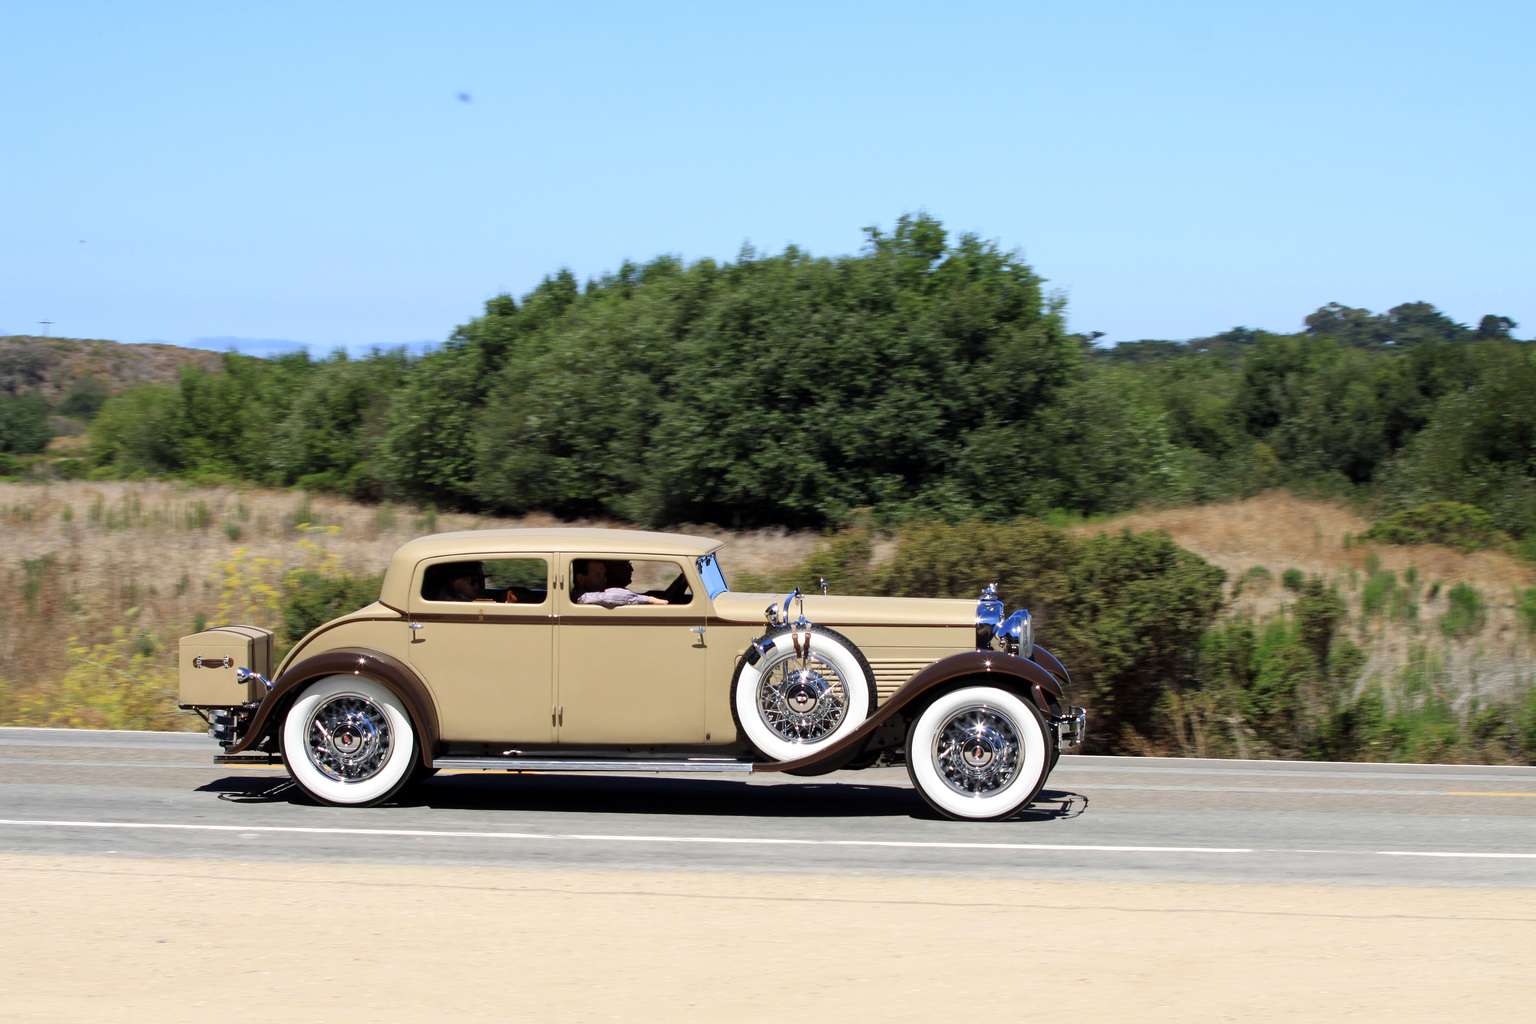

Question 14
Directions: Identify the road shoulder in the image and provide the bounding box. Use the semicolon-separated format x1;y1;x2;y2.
2;853;1531;1023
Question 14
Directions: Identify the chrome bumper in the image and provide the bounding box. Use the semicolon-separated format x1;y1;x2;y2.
1052;706;1087;750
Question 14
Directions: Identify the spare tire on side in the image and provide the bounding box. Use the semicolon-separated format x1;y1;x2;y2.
730;624;876;763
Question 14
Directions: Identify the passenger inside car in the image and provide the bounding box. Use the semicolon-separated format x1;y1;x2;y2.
422;561;495;602
571;558;691;607
422;560;547;604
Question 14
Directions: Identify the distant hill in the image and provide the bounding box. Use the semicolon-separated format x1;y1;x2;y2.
0;335;223;401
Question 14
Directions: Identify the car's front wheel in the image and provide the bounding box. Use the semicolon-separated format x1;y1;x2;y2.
281;675;418;807
905;685;1050;821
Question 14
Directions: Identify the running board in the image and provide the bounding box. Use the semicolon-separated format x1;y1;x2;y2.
211;753;758;773
215;752;284;765
433;758;756;774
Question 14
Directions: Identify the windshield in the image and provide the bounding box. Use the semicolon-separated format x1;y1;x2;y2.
695;552;729;599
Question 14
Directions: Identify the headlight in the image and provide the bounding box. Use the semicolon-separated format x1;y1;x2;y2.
975;584;1004;650
996;609;1033;659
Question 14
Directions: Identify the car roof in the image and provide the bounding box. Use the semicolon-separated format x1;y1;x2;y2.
395;528;724;559
380;528;725;606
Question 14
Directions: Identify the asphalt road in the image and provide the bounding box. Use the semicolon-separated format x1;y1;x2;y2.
2;726;1533;887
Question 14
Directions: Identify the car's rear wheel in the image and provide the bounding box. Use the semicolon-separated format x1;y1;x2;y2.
731;625;875;763
281;675;417;807
905;685;1050;821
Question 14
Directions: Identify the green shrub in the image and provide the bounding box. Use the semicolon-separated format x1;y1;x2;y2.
57;377;109;419
1234;566;1271;596
1361;571;1396;617
1438;583;1486;639
184;501;212;530
1322;678;1536;765
1359;570;1418;624
1520;689;1536;759
1362;501;1502;552
1516;588;1536;633
21;553;57;613
287;497;320;530
280;571;384;651
0;392;51;454
772;518;1226;749
1292;577;1347;671
1281;568;1304;591
0;628;188;731
372;502;398;532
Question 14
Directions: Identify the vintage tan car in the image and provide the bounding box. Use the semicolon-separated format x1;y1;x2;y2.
180;528;1084;821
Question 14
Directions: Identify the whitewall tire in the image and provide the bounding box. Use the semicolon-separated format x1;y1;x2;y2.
906;685;1050;821
731;625;875;763
282;675;418;807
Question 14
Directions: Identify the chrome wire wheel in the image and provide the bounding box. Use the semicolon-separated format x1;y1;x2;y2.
757;654;849;743
932;704;1021;796
906;685;1050;821
304;693;393;783
731;625;875;763
282;675;416;807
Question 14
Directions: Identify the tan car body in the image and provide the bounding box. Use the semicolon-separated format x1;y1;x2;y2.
203;528;1076;783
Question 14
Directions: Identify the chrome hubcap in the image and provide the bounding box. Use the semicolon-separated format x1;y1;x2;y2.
758;654;848;743
306;694;391;782
933;705;1020;796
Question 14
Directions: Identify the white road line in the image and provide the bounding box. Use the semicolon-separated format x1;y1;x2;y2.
1054;764;1536;782
1065;783;1535;797
2;819;1531;861
0;759;275;770
0;818;1249;854
1378;851;1536;859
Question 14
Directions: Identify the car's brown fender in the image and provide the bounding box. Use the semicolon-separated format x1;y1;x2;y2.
756;650;1064;774
224;647;441;768
1029;644;1071;689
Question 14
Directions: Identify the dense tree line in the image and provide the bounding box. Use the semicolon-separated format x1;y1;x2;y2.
1096;304;1534;539
58;213;1534;541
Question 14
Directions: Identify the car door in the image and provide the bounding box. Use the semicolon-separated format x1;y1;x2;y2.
554;554;707;744
406;553;555;745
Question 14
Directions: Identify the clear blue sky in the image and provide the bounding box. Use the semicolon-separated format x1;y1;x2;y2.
4;1;1531;353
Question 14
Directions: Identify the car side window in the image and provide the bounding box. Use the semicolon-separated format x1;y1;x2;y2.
420;558;549;605
569;558;693;608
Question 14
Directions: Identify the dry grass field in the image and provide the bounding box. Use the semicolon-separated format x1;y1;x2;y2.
0;480;817;731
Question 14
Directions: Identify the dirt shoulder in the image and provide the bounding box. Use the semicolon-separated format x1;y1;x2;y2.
1;854;1530;1022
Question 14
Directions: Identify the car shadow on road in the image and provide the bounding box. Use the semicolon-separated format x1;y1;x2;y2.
199;773;1088;822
